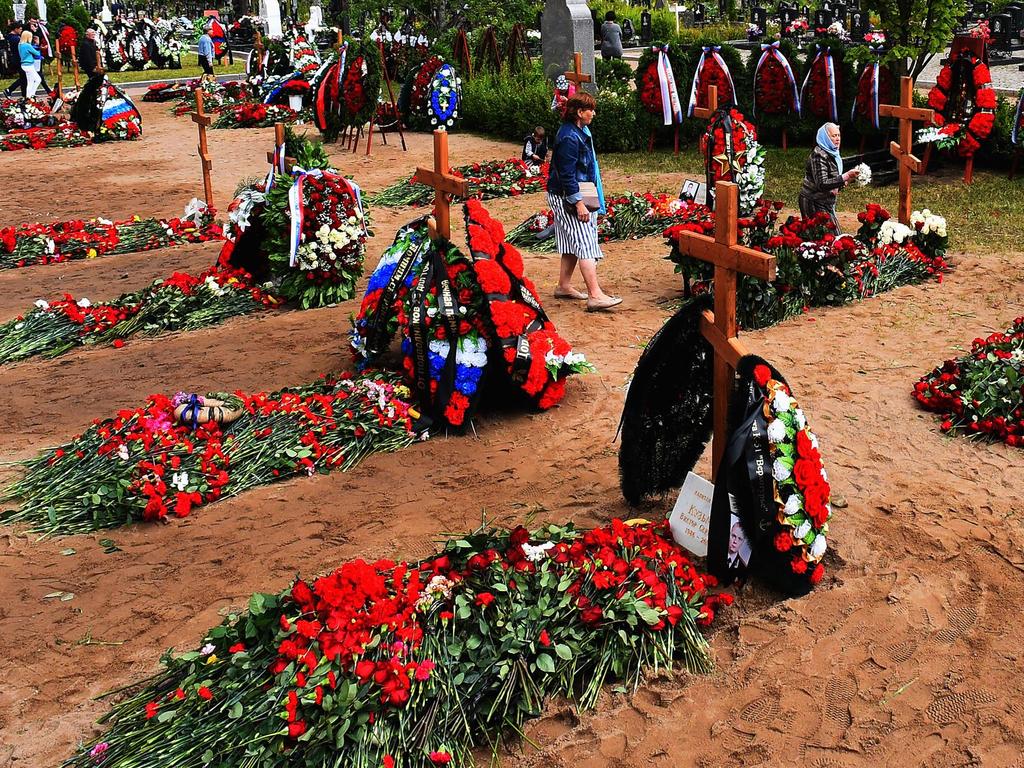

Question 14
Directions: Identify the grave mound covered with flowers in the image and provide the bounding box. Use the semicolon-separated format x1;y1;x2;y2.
352;199;592;430
62;519;732;767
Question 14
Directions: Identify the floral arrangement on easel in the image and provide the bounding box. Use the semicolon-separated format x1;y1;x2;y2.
700;107;765;214
921;49;996;157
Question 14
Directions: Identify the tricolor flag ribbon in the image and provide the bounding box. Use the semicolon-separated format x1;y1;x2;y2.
264;139;286;192
687;45;736;118
652;45;683;126
753;41;800;117
802;45;838;123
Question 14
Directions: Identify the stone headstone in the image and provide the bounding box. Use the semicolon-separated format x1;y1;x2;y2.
814;8;832;27
36;0;46;21
304;1;322;37
640;9;652;41
542;0;596;91
100;0;112;22
695;3;706;24
850;10;866;35
13;2;26;21
753;6;767;28
261;0;282;36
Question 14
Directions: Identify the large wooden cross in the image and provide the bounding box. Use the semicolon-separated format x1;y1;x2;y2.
564;51;592;89
674;181;777;480
266;122;297;172
192;89;215;207
691;83;719;121
879;76;933;224
411;130;469;241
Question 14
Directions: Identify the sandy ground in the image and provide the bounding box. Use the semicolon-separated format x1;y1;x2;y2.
1;103;1023;768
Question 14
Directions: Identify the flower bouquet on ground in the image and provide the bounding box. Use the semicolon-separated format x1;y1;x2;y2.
171;79;254;116
352;200;591;429
63;519;730;767
507;192;722;253
367;159;549;208
1;372;416;535
0;97;58;131
0;266;280;365
665;202;949;330
143;81;195;102
0;122;92;152
213;101;300;128
0;199;220;270
913;317;1024;446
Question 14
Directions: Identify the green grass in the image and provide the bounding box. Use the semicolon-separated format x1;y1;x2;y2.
58;61;247;84
601;144;1024;255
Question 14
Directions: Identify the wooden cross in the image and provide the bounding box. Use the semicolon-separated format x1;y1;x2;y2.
411;130;469;241
674;181;777;480
266;122;297;172
564;51;592;89
879;76;934;223
692;83;719;121
192;89;215;207
253;31;265;76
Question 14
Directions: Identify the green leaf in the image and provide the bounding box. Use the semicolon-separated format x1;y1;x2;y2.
636;603;662;626
228;701;243;719
248;593;267;616
554;643;573;660
535;653;555;674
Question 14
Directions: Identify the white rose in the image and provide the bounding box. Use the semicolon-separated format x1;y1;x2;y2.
772;459;791;482
767;419;788;443
784;494;802;516
773;389;792;413
810;534;827;559
793;519;812;540
34;299;50;310
794;409;806;430
77;298;92;308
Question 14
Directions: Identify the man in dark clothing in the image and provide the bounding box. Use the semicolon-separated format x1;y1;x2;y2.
522;126;548;165
3;22;25;97
78;27;104;82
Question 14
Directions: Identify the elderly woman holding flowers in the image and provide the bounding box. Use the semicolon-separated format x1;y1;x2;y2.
799;123;860;233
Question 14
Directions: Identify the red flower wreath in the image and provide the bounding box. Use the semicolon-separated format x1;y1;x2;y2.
343;56;368;117
638;60;664;115
699;108;756;184
926;51;996;157
802;50;842;122
693;53;735;113
853;62;895;128
754;55;797;115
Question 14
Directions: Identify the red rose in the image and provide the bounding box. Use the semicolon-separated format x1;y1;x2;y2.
198;686;213;700
810;563;825;584
475;592;495;607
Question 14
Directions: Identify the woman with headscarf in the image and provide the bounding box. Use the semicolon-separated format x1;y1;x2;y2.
799;122;860;233
547;91;622;312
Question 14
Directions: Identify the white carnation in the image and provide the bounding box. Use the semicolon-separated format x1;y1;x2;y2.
793;519;812;540
784;494;802;516
767;419;788;443
773;459;791;482
773;389;792;413
794;409;806;430
810;534;827;559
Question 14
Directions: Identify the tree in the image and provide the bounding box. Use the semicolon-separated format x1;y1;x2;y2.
866;0;969;78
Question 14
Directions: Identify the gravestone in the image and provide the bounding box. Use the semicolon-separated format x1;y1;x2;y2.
1005;3;1023;37
814;8;832;28
640;9;652;42
100;0;112;22
695;3;706;25
780;6;795;34
12;1;25;21
802;4;810;17
542;0;596;90
718;0;728;20
850;10;867;36
752;6;767;29
260;0;282;36
36;0;46;21
991;13;1012;51
622;17;635;43
304;0;322;37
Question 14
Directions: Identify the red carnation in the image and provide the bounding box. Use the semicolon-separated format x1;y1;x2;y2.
198;686;213;700
790;557;808;575
810;563;825;584
774;531;794;552
753;364;771;387
475;592;496;608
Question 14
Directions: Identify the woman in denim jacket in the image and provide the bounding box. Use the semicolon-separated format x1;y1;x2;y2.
547;91;622;312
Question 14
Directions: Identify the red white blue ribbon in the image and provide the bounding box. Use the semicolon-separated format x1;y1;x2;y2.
687;45;735;118
652;45;683;126
264;138;286;192
287;169;366;268
802;45;838;123
753;41;800;117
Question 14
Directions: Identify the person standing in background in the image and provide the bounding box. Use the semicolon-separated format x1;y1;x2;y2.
600;11;623;60
18;29;42;99
197;22;215;83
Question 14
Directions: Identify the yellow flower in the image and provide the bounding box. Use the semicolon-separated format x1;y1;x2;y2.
205;654;218;664
86;248;97;259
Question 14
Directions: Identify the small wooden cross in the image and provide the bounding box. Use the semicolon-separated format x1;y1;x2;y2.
674;181;777;480
266;122;297;172
192;89;215;207
253;30;265;76
411;130;469;241
564;51;592;89
879;76;934;224
692;83;719;121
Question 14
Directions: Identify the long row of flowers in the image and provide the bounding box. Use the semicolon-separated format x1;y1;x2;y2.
367;159;549;208
62;519;731;767
0;200;219;270
1;372;416;536
667;204;950;330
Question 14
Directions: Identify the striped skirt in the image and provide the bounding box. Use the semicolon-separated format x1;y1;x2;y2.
548;192;603;261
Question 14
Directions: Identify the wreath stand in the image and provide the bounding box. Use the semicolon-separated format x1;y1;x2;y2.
504;23;531;73
647;66;703;157
363;39;407;156
454;29;473;80
475;26;503;75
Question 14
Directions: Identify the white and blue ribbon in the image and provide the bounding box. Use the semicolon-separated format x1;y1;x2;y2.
1012;88;1024;145
687;45;736;118
652;45;683;126
753;41;800;117
264;139;286;192
802;45;838;123
851;47;885;128
263;70;301;104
